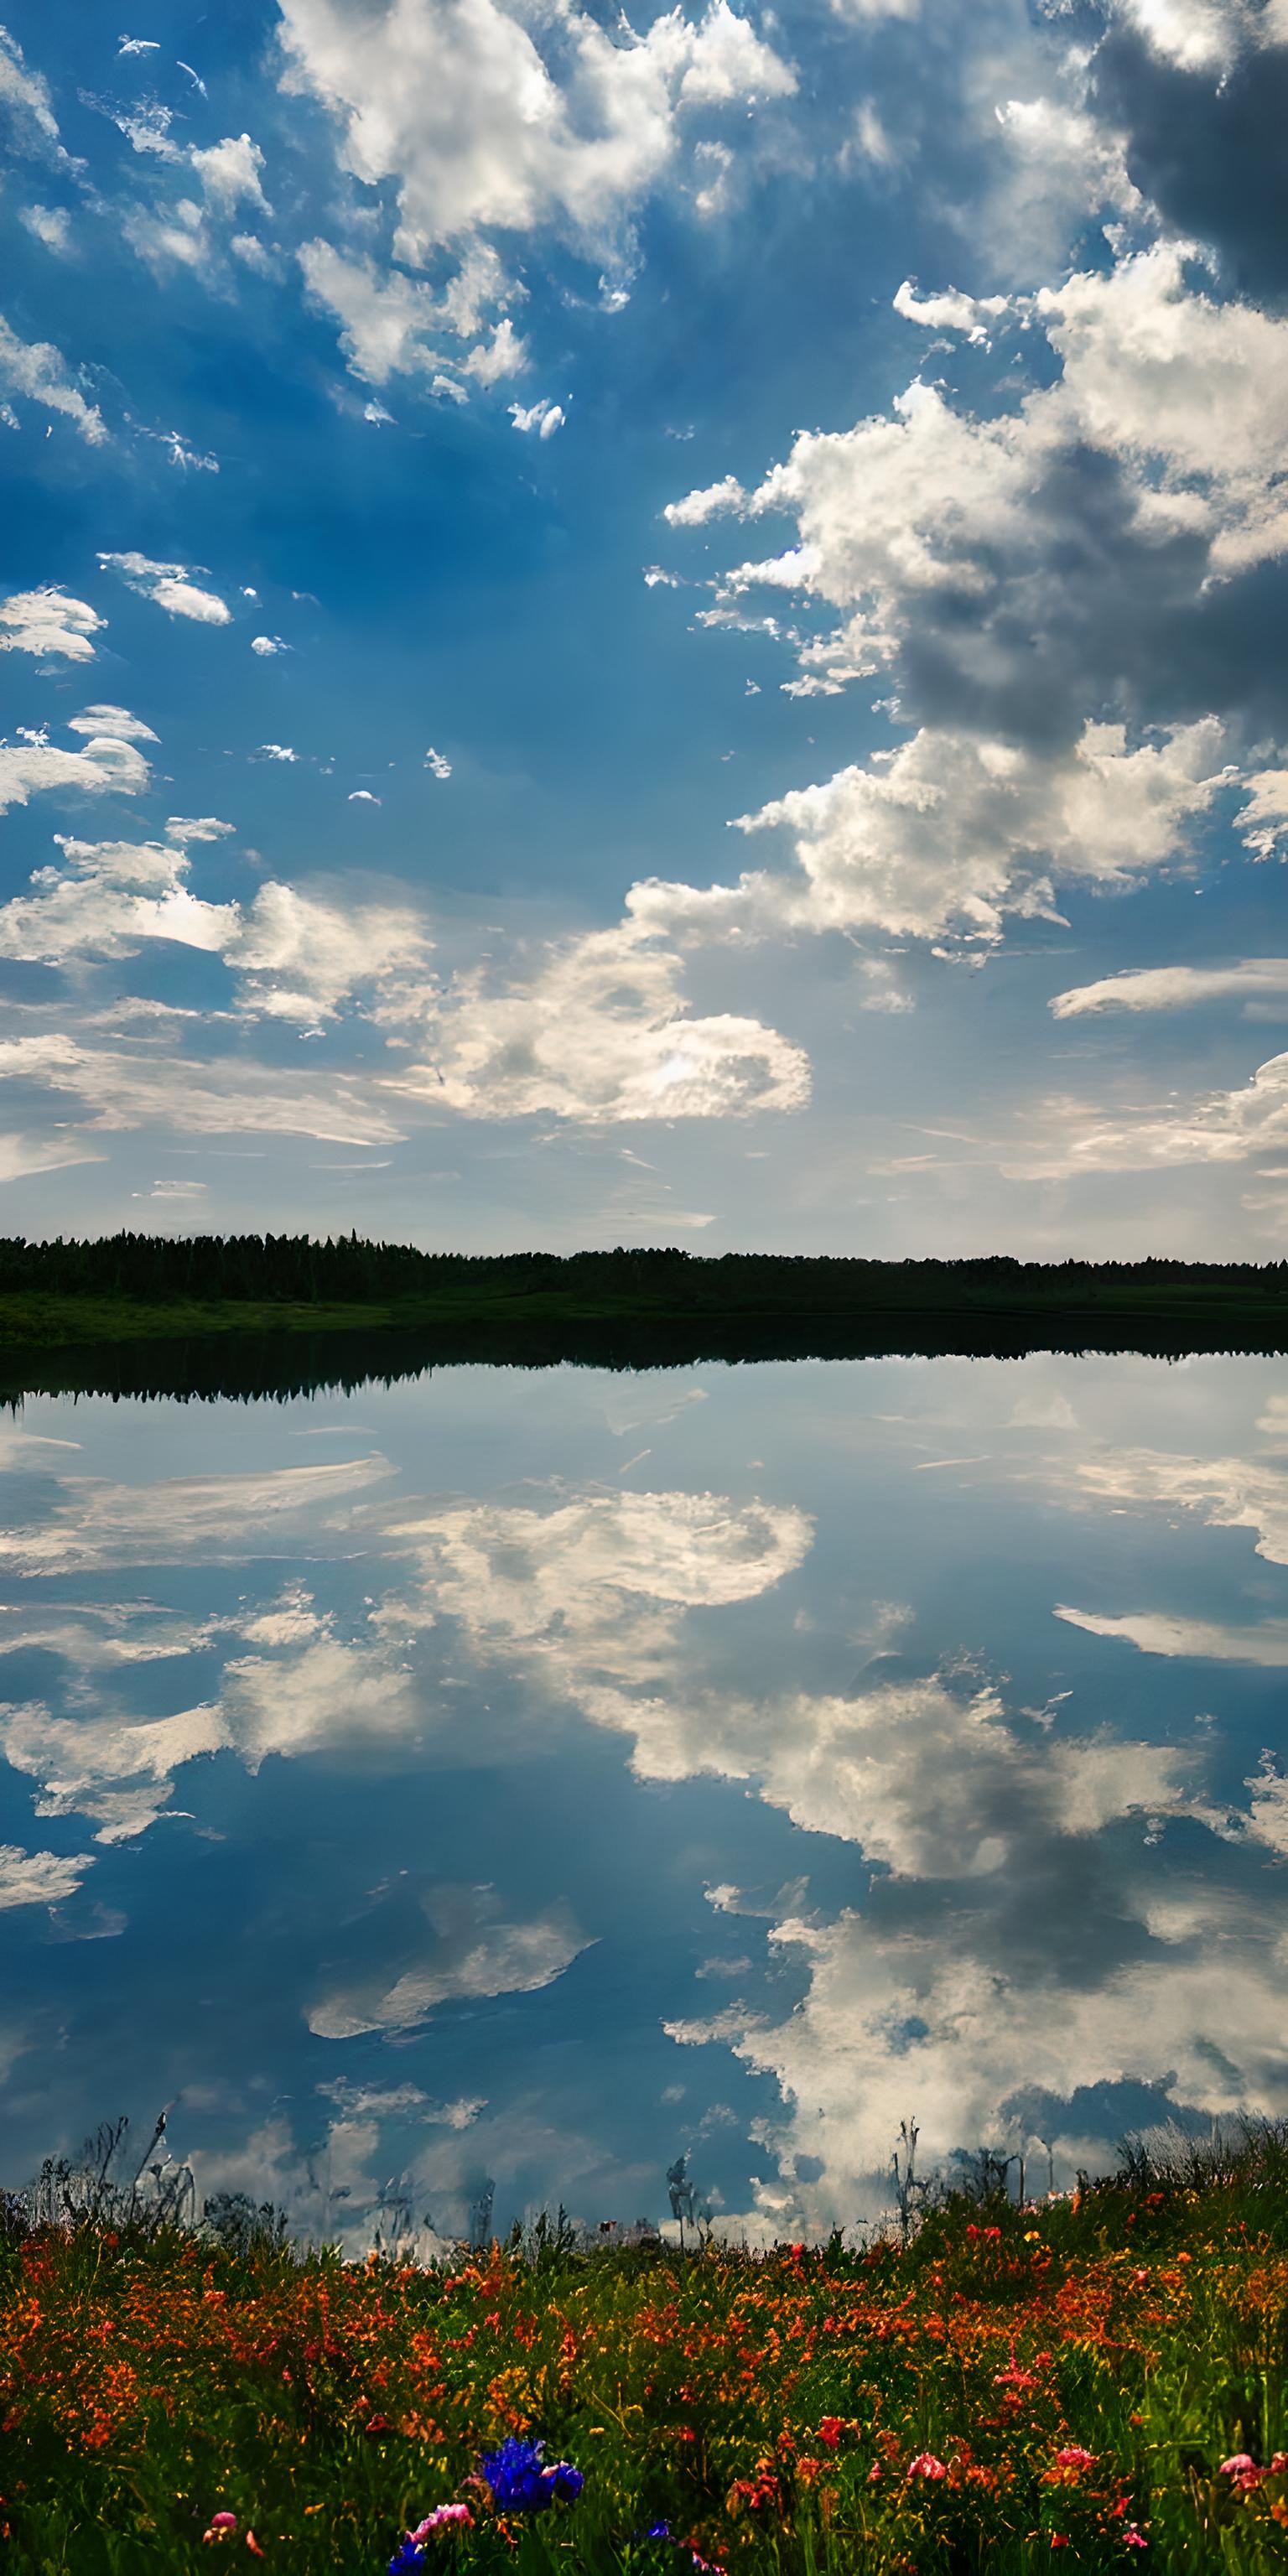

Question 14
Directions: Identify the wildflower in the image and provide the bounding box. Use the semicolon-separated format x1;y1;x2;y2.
907;2453;948;2481
1054;2449;1096;2472
1122;2526;1147;2549
245;2539;264;2561
479;2437;583;2512
1219;2454;1266;2493
204;2514;239;2545
410;2507;474;2537
817;2417;844;2449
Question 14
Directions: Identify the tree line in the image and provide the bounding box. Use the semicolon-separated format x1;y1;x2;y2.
1;1233;1286;1308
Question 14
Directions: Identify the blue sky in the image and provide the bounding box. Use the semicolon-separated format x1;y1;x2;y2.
3;0;1288;1253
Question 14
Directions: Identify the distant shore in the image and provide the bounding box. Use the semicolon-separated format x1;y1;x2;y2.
2;1239;1288;1396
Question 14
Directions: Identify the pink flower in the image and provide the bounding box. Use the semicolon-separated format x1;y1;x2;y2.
1122;2527;1147;2549
203;2516;238;2545
1220;2454;1266;2492
907;2453;948;2481
1053;2449;1096;2472
410;2507;475;2540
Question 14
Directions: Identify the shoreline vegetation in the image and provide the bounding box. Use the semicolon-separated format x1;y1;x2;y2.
4;2125;1288;2573
3;1237;1288;1397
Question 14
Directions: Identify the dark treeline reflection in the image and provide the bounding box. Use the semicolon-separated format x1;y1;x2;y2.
6;1309;1288;1406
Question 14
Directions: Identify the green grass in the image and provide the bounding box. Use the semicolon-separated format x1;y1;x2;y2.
5;2134;1288;2574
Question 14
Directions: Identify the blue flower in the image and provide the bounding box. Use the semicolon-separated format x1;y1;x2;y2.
480;2438;552;2512
388;2544;425;2576
479;2438;584;2513
545;2464;584;2504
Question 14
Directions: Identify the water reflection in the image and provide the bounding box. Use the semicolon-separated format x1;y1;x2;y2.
2;1354;1286;2244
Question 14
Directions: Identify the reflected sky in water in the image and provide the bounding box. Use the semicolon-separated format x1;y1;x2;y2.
2;1354;1286;2243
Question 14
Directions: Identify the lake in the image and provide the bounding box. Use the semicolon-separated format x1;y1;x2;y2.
3;1349;1285;2244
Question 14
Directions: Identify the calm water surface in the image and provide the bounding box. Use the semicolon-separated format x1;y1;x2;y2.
3;1353;1286;2240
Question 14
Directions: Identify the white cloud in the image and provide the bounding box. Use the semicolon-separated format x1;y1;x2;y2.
278;0;795;276
257;742;298;761
308;1884;590;2038
387;921;810;1121
67;705;159;743
1056;1604;1288;1665
0;825;435;1026
0;314;107;443
190;132;270;214
0;1452;395;1582
662;471;746;527
98;552;231;625
1072;1446;1288;1569
0;1130;105;1184
509;396;564;437
251;634;287;655
892;278;1011;340
19;203;72;253
0;587;104;664
0;1842;93;1910
1010;1049;1288;1181
462;317;527;382
228;880;434;1023
0;1033;407;1147
108;100;183;158
424;747;451;779
230;231;279;276
0;26;69;164
1112;0;1285;72
632;719;1233;945
0;720;151;818
1052;961;1288;1019
298;238;514;387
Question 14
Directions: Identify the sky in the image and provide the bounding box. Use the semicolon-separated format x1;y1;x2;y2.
3;0;1288;1253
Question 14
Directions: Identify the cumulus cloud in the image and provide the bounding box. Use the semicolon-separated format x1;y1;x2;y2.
0;587;104;664
278;0;795;266
632;719;1233;945
509;396;564;437
19;204;73;253
387;922;810;1121
0;825;435;1026
190;132;269;214
0;314;106;443
297;238;521;392
97;552;232;625
0;720;151;818
647;242;1288;950
0;1842;93;1910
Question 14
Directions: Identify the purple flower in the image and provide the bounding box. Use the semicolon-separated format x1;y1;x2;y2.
389;2546;424;2576
479;2438;584;2513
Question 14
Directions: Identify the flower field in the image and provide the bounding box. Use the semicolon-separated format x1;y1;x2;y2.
3;2148;1288;2575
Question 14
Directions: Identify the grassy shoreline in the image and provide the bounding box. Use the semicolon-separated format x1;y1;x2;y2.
4;2139;1288;2573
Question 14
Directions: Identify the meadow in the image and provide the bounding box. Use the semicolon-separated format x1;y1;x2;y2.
3;2132;1288;2574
